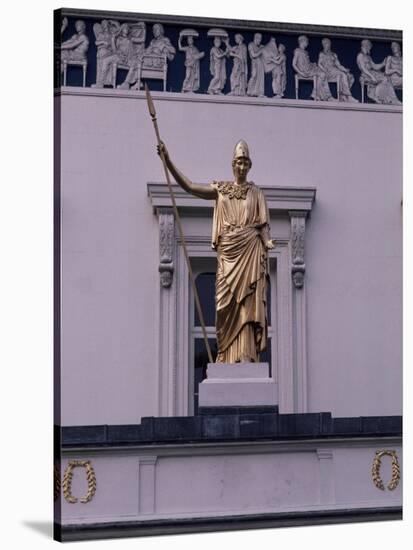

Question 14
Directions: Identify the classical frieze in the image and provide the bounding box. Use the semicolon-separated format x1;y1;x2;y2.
55;10;402;104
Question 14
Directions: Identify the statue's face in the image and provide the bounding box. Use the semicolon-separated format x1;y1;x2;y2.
235;34;242;45
153;24;163;38
362;40;371;54
322;39;331;51
214;37;221;47
75;21;85;33
279;44;285;53
254;34;262;45
233;157;251;179
188;36;194;45
391;42;400;55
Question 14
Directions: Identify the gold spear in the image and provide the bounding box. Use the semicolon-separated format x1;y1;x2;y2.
145;84;213;364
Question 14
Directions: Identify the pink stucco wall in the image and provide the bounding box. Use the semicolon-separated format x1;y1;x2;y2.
58;89;402;424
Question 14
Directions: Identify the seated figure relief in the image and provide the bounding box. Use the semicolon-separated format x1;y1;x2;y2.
119;23;176;90
385;41;402;90
92;23;139;88
357;39;401;105
61;20;89;64
318;38;358;102
292;35;333;101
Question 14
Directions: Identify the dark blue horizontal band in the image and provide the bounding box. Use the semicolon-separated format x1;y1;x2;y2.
59;412;402;448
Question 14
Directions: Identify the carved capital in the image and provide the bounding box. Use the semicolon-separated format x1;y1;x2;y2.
289;211;307;289
157;207;175;288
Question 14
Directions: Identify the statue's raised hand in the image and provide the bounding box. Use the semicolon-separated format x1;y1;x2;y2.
265;239;276;250
157;141;170;162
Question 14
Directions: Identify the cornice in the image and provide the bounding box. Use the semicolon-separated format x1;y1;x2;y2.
147;182;316;214
58;8;402;41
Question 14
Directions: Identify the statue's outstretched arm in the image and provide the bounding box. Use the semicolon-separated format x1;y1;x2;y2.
157;142;217;200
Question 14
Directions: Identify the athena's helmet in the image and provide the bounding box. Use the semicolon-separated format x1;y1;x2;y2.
232;139;251;161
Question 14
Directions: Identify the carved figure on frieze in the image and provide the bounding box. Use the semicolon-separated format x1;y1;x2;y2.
385;42;402;90
124;23;176;91
318;38;358;102
93;23;134;87
262;38;287;98
227;34;248;96
357;39;401;105
178;29;205;93
292;35;332;101
61;16;68;35
93;19;121;87
113;22;148;89
207;29;229;95
157;139;274;363
145;23;176;61
60;20;89;64
247;33;266;98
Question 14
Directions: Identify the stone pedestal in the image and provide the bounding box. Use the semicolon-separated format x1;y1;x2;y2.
198;363;278;411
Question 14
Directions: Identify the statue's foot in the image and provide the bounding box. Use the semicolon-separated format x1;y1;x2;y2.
91;83;103;88
117;82;130;90
327;96;336;101
345;96;359;103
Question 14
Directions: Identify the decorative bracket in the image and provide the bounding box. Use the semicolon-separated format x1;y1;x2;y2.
289;211;307;289
157;207;175;288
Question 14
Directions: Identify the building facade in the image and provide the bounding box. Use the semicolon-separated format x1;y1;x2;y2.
54;8;402;541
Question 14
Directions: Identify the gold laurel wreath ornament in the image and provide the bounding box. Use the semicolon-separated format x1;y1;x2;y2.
371;450;400;491
62;460;97;503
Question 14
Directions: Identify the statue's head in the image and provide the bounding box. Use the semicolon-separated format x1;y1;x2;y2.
322;37;331;51
235;33;243;45
232;140;252;179
153;23;164;38
75;20;86;33
214;37;221;47
279;43;286;53
120;23;129;37
361;39;372;53
254;33;262;45
391;41;401;55
298;35;308;48
187;35;194;45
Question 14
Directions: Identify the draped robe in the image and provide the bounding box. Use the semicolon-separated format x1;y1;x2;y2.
210;180;270;363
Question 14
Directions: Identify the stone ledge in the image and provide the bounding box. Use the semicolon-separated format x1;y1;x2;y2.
59;413;402;447
55;506;402;541
56;87;403;114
